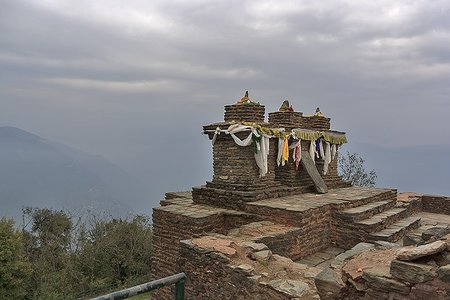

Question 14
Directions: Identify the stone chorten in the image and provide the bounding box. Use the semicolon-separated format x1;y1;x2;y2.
192;93;349;210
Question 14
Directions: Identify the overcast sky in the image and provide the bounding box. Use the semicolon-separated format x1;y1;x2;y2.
1;0;449;209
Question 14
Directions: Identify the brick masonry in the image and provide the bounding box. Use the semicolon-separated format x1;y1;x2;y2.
224;104;265;123
151;101;450;299
177;239;304;300
422;195;450;215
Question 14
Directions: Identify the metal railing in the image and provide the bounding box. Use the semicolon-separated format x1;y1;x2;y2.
92;273;186;300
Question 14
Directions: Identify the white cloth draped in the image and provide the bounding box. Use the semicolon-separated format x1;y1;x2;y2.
210;124;343;178
277;138;284;167
319;140;324;159
213;124;269;177
255;135;269;176
211;127;221;145
331;144;337;161
323;142;332;175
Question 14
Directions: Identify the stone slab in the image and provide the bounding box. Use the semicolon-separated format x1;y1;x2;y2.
301;150;328;194
390;259;437;283
396;240;447;261
267;279;309;297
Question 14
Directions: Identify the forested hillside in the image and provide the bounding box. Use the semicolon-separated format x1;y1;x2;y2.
0;208;153;299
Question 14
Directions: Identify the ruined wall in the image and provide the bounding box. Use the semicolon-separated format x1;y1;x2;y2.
152;209;219;298
422;195;450;215
177;240;294;300
332;189;398;249
356;245;450;300
192;184;313;211
151;206;259;299
245;204;333;259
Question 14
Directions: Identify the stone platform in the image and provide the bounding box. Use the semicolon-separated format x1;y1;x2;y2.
152;188;450;299
154;186;400;297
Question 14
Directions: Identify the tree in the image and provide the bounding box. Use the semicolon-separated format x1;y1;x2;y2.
22;208;78;300
0;218;32;299
15;207;153;299
76;215;153;294
338;151;377;187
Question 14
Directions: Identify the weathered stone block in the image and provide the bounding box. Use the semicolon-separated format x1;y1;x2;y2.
362;266;410;294
237;241;268;253
314;267;346;300
267;279;309;297
403;233;423;246
396;241;447;261
235;264;255;276
332;242;375;268
251;250;272;262
438;265;450;282
390;259;437;283
422;226;450;242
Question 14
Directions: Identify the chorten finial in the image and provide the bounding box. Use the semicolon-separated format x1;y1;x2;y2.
237;91;250;104
314;107;324;117
279;100;290;111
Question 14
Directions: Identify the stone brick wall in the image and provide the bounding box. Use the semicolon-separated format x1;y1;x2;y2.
274;143;348;190
301;115;331;131
152;209;218;298
274;139;314;188
268;111;303;129
246;203;333;259
192;184;310;211
355;244;450;300
421;195;450;215
210;133;277;190
332;190;401;249
151;206;260;299
177;240;294;300
224;104;265;123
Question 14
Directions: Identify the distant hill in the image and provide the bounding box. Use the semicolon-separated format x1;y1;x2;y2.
0;126;147;222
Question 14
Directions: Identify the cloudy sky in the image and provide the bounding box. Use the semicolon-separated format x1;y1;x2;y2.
1;0;450;211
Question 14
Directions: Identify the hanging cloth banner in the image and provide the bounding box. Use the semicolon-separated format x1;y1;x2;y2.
293;129;321;141
207;123;346;177
322;132;347;145
331;144;337;161
309;140;316;164
288;140;302;171
292;129;347;145
296;140;302;171
277;138;283;166
224;124;270;177
251;129;262;153
277;135;290;166
323;142;332;175
254;135;270;176
319;139;325;159
282;136;289;164
211;127;221;145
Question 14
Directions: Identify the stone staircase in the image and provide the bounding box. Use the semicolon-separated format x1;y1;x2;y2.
334;194;421;249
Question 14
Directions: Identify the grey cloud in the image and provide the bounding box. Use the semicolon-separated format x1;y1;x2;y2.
1;0;450;212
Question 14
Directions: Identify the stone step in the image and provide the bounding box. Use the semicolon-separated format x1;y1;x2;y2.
336;200;396;222
370;216;421;243
355;207;410;232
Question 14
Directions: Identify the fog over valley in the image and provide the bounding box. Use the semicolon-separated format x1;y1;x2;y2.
1;0;449;219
